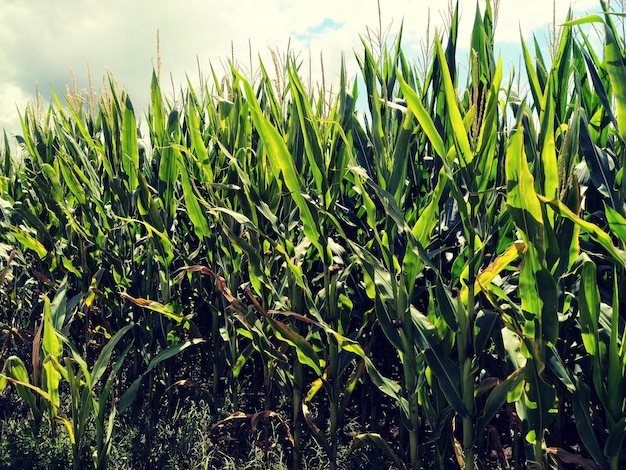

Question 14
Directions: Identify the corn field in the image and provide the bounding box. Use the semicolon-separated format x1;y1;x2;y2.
1;2;625;469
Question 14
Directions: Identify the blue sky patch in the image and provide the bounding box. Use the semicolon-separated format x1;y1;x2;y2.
293;18;344;42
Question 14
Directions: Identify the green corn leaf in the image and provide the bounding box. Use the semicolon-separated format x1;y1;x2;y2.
475;369;523;440
607;269;625;428
177;148;211;239
403;169;447;293
538;195;626;267
288;65;327;199
257;60;285;130
42;295;63;416
207;206;263;237
476;57;502;191
602;13;626;143
347;241;394;302
145;338;205;374
434;37;473;164
553;12;573;119
232;344;255;379
187;101;213;182
579;111;617;207
398;73;446;161
533;35;548;97
435;277;459;332
539;77;558;201
42;356;61;416
113;214;173;266
562;15;604;27
507;125;559;346
119;338;205;414
474;310;501;361
42;296;63;358
347;164;378;231
388;110;414;204
580;46;619;133
361;355;408;417
149;71;165;145
536;265;559;347
237;71;324;258
216;143;278;226
49;279;68;331
0;356;41;418
410;306;467;417
41;163;63;200
137;171;166;234
506;124;545;259
302;401;332;456
1;131;9;177
521;34;544;114
118;376;142;415
57;153;86;205
358;41;385;162
346;433;407;470
519;361;556;449
121;95;139;191
339;360;365;416
546;347;575;394
0;356;30;389
119;293;189;323
9;228;47;259
603;416;626;461
272;309;407;418
579;259;600;356
90;323;134;386
159;111;180;224
470;2;493;84
605;204;626;245
264;316;322;376
0;358;51;417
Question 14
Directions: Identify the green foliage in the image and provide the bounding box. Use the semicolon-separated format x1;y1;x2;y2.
1;1;625;469
0;418;73;470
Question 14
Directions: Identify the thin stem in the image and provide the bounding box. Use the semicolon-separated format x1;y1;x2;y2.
462;195;478;468
329;339;339;470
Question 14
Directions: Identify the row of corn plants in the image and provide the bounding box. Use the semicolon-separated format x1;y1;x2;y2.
1;1;625;468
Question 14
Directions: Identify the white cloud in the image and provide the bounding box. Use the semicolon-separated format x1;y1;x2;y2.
0;82;29;134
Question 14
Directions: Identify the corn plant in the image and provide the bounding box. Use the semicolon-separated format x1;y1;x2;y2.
1;1;626;469
0;291;67;435
0;282;133;469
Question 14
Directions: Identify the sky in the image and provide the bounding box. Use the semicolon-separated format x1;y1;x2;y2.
0;0;605;138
